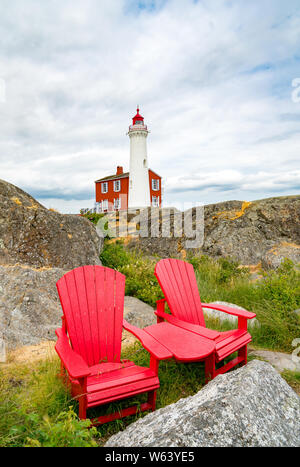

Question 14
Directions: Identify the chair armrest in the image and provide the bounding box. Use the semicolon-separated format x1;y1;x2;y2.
55;328;91;379
202;303;256;320
122;319;172;360
154;309;221;340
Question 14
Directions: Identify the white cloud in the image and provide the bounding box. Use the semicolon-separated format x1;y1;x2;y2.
0;0;299;212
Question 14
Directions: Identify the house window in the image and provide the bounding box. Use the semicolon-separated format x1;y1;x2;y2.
152;179;159;191
103;199;108;211
152;196;159;207
101;182;108;193
114;180;121;192
114;198;121;210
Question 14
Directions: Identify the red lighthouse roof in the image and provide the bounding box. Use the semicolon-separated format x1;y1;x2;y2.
132;106;144;125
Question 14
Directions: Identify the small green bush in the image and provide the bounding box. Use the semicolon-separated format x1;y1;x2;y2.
82;212;105;225
100;241;132;270
100;241;163;306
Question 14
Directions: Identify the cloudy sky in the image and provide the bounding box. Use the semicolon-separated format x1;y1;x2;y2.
0;0;299;213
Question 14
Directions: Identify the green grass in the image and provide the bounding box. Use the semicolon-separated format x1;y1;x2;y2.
0;358;99;447
101;241;300;353
1;241;298;446
0;344;209;447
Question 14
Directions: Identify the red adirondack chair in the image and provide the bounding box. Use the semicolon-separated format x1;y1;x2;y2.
55;265;171;426
154;259;256;380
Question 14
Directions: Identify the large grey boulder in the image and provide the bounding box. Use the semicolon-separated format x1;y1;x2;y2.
105;360;300;447
0;265;65;349
0;179;102;269
123;296;156;328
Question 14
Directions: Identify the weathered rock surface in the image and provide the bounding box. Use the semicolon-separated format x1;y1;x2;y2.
0;179;102;269
123;296;156;329
262;242;300;270
248;349;300;373
0;265;65;349
105;360;300;447
118;196;300;267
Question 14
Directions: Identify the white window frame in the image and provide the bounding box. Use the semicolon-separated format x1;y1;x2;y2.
152;196;159;207
101;182;108;193
102;199;108;211
152;179;159;191
114;180;121;192
114;198;121;210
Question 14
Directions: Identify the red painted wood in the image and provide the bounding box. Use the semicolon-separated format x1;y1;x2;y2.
154;258;256;378
122;319;173;360
154;309;220;340
144;322;215;362
90;402;152;426
155;259;206;326
55;328;91;379
55;265;160;425
216;334;252;362
214;356;245;376
201;303;256;320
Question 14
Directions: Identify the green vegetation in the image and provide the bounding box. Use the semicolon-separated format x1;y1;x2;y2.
0;358;99;447
100;241;163;306
101;241;300;352
81;211;105;225
0;240;298;446
0;345;209;446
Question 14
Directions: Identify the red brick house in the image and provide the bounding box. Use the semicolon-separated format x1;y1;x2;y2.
95;165;162;212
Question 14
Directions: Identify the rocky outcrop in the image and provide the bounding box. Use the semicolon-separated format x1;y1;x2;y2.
0;179;104;350
0;179;102;269
262;242;300;269
0;265;65;348
105;360;300;447
116;196;300;267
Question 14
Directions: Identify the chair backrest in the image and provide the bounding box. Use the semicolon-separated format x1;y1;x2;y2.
56;265;125;367
154;258;206;327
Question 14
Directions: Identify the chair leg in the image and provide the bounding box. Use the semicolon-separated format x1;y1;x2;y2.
147;390;157;411
78;377;87;420
205;353;215;384
78;395;87;420
238;344;247;367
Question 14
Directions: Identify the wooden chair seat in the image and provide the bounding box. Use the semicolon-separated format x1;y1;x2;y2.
215;330;252;362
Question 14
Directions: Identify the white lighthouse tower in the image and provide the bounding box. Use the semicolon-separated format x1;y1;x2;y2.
127;107;151;208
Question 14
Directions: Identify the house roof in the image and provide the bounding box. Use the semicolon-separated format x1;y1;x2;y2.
95;168;161;183
95;172;129;183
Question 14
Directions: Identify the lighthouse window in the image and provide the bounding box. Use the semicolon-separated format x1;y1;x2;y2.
114;180;121;192
152;179;159;191
135;120;143;125
101;182;108;193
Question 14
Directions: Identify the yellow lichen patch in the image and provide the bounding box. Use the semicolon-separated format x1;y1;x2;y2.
267;242;300;256
230;201;252;220
0;263;56;272
180;249;187;259
212;201;253;222
26;201;39;210
11;197;22;205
